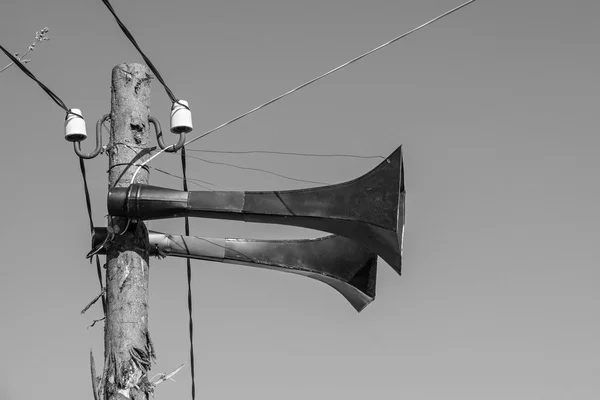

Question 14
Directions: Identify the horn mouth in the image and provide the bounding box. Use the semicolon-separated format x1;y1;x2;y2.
92;228;377;312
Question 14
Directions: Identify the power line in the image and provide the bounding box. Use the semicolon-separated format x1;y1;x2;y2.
152;167;222;190
132;0;477;182
181;0;478;147
100;0;182;105
185;149;385;159
171;153;329;185
0;43;74;115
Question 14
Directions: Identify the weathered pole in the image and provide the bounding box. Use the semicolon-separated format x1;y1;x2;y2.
100;63;154;400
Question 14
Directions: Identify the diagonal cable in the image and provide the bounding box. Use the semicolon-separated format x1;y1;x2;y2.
0;44;77;115
181;0;478;147
131;0;477;178
100;0;181;104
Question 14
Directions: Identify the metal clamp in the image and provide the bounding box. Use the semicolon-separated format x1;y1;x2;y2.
151;116;185;153
74;114;110;159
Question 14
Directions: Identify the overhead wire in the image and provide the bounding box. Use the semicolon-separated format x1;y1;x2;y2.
157;149;383;187
168;152;330;185
100;0;181;105
185;149;385;159
0;44;78;116
181;0;477;147
152;167;223;190
132;0;478;178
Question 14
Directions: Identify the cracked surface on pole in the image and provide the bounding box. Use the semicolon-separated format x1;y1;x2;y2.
101;63;154;400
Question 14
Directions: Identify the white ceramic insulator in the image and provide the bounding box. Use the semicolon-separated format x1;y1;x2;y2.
170;100;193;134
64;109;88;142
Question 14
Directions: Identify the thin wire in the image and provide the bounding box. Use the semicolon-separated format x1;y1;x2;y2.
182;0;477;148
131;149;165;184
152;167;223;190
131;0;477;182
175;153;329;185
185;149;385;159
79;145;106;316
100;0;180;104
152;167;216;190
95;256;107;315
79;159;95;235
180;147;196;400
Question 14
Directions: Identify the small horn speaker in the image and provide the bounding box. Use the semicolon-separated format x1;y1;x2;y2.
92;228;377;312
108;146;405;273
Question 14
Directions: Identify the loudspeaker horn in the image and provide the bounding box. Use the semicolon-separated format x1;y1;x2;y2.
92;228;377;312
108;146;405;273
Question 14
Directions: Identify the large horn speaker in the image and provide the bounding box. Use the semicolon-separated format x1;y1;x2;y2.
108;146;405;273
92;228;377;312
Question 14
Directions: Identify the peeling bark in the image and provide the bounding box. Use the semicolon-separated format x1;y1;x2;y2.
99;63;154;400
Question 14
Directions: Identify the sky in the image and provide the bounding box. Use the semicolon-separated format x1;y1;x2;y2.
0;0;599;399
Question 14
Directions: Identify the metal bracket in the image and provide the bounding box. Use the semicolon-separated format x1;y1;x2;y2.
74;114;110;159
151;116;185;153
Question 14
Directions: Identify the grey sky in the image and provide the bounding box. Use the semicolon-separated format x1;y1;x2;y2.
0;0;598;399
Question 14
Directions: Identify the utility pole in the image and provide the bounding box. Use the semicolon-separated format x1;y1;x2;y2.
100;63;154;400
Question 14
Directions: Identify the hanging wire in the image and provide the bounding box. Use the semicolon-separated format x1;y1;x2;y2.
180;147;197;400
95;256;107;314
181;0;477;147
74;112;106;315
152;167;223;190
100;0;183;106
79;159;95;236
130;0;477;180
185;149;385;159
170;153;329;185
